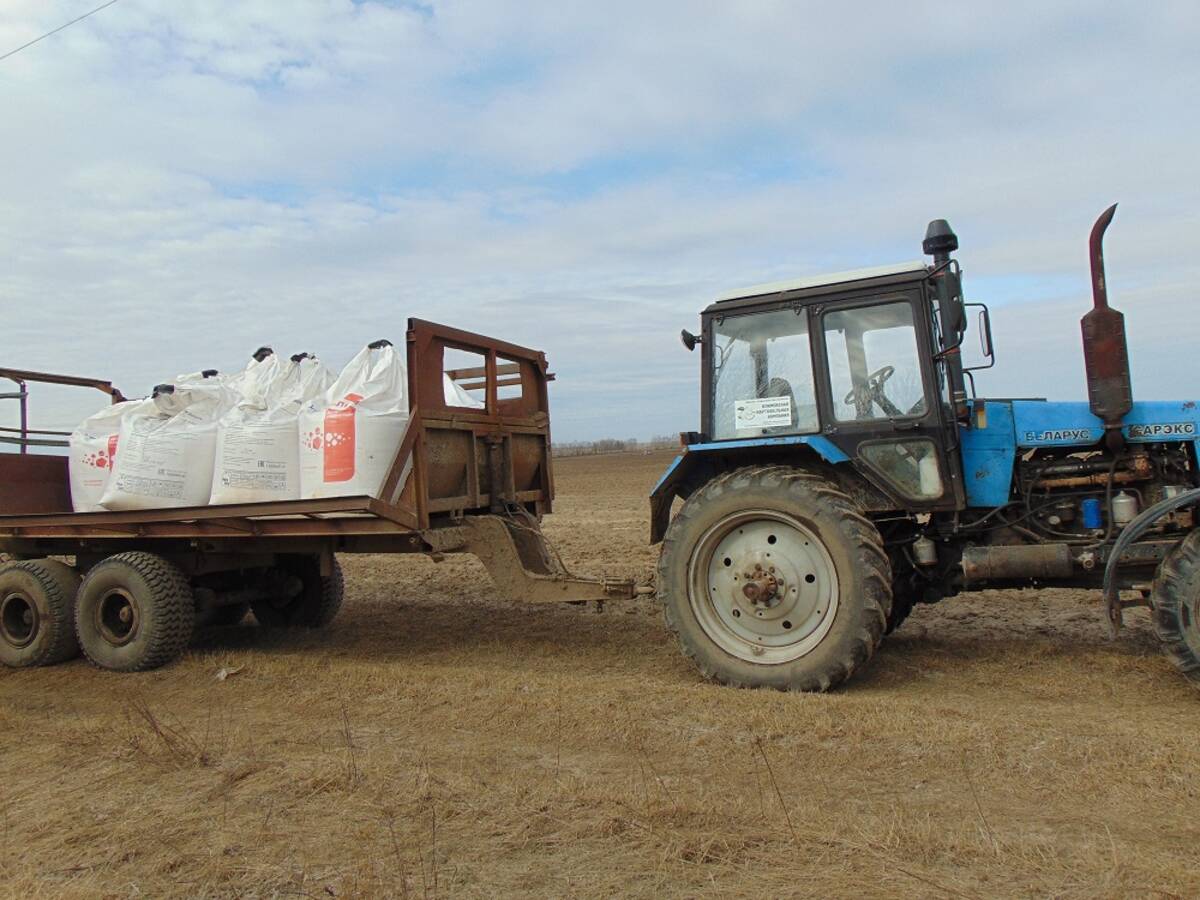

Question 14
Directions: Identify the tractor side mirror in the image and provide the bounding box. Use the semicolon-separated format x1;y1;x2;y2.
964;303;995;371
680;329;702;352
978;309;993;358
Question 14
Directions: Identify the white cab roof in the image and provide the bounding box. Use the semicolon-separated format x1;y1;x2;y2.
716;260;927;303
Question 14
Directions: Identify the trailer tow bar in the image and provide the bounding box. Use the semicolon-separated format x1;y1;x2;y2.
463;515;644;604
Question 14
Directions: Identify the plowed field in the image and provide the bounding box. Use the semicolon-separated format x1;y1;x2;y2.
2;450;1198;898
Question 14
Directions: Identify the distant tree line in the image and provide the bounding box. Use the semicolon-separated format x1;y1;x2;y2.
552;435;677;457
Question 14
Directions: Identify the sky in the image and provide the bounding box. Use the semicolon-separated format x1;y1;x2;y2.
1;0;1198;442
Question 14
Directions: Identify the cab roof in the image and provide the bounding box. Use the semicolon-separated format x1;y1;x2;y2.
714;260;928;305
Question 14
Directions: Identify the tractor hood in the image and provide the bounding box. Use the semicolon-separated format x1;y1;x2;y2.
1007;399;1198;448
960;398;1199;508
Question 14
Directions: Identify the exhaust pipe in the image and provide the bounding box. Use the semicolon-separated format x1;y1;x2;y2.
1080;203;1133;451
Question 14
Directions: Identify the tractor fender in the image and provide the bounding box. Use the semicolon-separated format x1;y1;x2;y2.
1103;486;1200;633
649;435;851;544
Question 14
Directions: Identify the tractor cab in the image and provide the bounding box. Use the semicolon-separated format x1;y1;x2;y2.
672;232;992;522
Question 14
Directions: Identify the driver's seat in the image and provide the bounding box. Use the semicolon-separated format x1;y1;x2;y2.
763;377;798;435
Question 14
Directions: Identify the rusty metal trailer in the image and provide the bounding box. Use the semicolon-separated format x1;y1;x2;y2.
0;319;636;672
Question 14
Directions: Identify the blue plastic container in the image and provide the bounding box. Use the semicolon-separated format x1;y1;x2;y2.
1081;498;1103;530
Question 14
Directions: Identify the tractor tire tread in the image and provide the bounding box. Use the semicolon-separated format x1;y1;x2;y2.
1150;530;1200;687
657;464;891;692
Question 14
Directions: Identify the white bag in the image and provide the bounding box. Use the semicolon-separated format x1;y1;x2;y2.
68;399;152;512
299;341;409;499
100;383;234;510
211;354;334;505
176;347;274;395
272;353;336;415
173;367;223;385
444;373;485;408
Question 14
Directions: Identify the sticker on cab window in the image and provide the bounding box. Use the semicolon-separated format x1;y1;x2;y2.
734;397;792;430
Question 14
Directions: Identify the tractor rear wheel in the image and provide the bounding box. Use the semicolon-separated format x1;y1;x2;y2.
657;466;891;691
886;580;917;634
1151;530;1200;688
0;559;81;667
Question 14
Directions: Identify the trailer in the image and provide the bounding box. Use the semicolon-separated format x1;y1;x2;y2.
0;319;638;672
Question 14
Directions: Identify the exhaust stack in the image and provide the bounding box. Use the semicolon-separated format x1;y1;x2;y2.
1080;203;1132;450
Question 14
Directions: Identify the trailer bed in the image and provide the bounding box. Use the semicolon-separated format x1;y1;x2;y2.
0;319;556;552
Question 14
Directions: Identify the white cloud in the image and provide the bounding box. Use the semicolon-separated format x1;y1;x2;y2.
0;0;1197;440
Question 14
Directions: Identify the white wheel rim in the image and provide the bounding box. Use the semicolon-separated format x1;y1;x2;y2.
687;509;839;664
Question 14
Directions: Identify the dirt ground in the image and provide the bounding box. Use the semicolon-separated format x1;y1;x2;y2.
2;449;1199;898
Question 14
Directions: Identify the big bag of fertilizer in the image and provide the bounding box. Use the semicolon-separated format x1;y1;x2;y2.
176;346;274;395
99;382;234;510
443;373;485;408
68;398;153;512
211;353;334;504
299;340;409;499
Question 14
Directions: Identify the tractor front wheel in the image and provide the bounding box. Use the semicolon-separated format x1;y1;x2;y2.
657;466;891;691
1151;530;1200;688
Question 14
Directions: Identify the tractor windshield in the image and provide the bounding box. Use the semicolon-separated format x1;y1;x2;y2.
710;309;818;440
823;301;926;421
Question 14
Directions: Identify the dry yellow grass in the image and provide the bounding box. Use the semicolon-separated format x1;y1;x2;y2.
2;449;1199;898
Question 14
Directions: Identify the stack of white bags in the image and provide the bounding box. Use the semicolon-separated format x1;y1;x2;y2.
66;339;466;512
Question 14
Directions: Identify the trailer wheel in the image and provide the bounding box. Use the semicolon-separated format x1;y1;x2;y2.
75;552;194;672
657;466;891;691
1151;530;1200;688
0;559;81;667
251;555;343;628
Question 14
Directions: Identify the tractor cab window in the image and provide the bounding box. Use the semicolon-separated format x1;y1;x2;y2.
710;309;818;440
824;301;927;422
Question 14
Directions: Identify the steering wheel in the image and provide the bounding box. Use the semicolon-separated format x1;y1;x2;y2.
844;365;897;416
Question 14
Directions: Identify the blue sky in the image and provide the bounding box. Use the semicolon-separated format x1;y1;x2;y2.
1;0;1198;440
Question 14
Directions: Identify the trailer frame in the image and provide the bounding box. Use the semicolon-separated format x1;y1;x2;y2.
0;319;635;611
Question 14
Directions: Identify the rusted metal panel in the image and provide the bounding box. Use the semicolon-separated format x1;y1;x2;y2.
0;454;71;514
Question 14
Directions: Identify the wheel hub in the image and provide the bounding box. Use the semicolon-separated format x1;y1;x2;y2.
0;591;37;648
690;510;839;665
741;565;780;606
96;589;139;647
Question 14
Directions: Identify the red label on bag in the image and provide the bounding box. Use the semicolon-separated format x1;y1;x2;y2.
323;393;363;483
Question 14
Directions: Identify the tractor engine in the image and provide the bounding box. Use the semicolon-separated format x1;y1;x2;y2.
1004;443;1195;541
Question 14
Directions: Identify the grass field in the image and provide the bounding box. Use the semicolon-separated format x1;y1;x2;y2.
2;449;1199;898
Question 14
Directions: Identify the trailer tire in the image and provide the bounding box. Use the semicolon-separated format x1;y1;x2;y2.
75;552;194;672
0;559;81;667
657;466;891;692
1151;530;1200;688
251;555;343;629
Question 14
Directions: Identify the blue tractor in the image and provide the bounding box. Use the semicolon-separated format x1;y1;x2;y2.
650;205;1200;691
